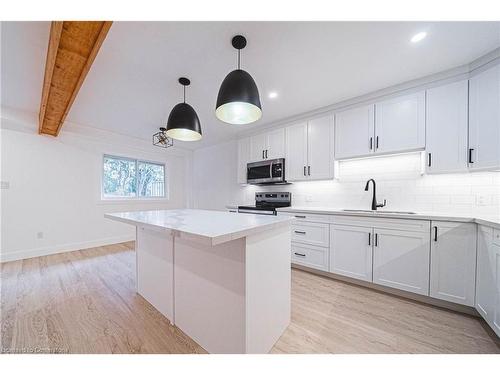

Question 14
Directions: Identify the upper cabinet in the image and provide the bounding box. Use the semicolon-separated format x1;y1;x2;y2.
334;91;425;160
334;104;375;159
285;115;334;182
237;137;250;184
250;128;285;162
374;91;425;155
468;64;500;170
426;80;469;174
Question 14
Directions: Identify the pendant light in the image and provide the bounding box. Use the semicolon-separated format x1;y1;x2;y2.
215;35;262;125
165;77;202;141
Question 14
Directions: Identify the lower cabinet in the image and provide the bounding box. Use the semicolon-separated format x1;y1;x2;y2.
476;226;500;336
330;224;373;282
429;221;477;306
372;227;430;296
291;242;329;271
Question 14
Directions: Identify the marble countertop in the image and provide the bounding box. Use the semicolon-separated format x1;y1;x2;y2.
275;206;500;229
105;209;294;245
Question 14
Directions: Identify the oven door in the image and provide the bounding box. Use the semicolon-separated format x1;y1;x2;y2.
247;159;284;184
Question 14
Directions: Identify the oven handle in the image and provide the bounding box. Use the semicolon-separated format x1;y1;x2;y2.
238;209;276;216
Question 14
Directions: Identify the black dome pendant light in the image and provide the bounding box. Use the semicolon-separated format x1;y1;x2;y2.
165;77;202;141
215;35;262;125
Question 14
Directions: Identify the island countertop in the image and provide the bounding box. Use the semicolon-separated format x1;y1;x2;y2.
105;209;294;245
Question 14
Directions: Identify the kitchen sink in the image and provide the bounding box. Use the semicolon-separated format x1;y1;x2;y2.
341;209;416;215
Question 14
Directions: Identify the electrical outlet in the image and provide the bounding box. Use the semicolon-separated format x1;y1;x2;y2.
37;232;44;239
475;195;489;206
0;181;10;189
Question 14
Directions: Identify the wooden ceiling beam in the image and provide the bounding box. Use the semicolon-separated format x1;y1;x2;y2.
39;21;112;136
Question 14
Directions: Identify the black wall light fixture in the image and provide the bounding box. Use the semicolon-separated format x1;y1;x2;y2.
152;127;174;148
215;35;262;125
165;77;202;141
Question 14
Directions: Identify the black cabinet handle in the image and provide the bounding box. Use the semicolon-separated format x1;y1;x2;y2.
295;215;306;219
265;149;268;159
368;232;371;246
376;136;379;149
375;233;378;247
262;150;265;159
468;148;474;164
294;230;306;235
434;226;438;242
308;166;311;176
303;166;306;176
370;137;373;150
294;252;306;257
428;153;432;167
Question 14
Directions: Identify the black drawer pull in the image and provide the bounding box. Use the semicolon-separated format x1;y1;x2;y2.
468;148;474;164
294;230;306;235
294;252;306;257
428;153;432;167
434;226;438;242
295;215;306;219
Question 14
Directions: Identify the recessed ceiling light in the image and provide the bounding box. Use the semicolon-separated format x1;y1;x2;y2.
268;91;278;99
411;32;427;43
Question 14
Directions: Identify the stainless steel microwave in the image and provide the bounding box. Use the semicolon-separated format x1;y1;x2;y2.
247;158;286;185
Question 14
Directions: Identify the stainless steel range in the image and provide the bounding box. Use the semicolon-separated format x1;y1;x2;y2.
238;192;291;216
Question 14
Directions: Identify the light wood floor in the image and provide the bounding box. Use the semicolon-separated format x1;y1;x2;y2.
1;242;499;354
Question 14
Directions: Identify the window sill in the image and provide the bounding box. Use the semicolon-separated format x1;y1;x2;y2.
97;198;170;206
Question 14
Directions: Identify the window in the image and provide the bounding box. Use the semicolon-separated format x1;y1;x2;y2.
102;155;166;199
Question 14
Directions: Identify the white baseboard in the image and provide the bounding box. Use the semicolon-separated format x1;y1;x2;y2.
0;235;136;263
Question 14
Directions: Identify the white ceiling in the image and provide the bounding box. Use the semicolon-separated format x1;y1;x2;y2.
2;21;500;149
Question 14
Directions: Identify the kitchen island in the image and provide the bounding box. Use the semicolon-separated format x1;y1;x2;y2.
105;209;293;353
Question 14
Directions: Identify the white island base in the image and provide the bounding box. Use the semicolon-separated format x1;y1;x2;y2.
106;210;292;354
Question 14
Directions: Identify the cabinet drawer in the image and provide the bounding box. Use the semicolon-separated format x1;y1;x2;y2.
291;243;329;271
493;229;500;246
278;211;330;223
292;222;330;247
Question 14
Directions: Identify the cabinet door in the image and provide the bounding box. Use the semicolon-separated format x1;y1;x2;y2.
469;65;500;170
373;228;430;295
266;128;285;159
250;133;267;161
375;91;425;155
330;225;373;282
307;115;334;180
237;137;250;184
334;104;375;159
476;226;495;320
285;122;308;181
492;243;500;336
429;221;476;306
426;80;469;174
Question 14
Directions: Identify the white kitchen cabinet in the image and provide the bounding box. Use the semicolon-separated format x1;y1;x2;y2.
285;115;334;182
250;128;285;162
429;221;476;306
330;224;373;282
426;80;469;174
476;225;500;337
266;128;286;159
373;227;430;296
285;122;308;181
334;104;375;160
307;115;334;180
374;91;425;155
468;64;500;170
237;137;250;184
291;243;329;271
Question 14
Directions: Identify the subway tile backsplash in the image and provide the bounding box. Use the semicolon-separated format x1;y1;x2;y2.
241;152;500;217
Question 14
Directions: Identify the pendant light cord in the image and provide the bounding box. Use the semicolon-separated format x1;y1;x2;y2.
238;49;241;70
183;85;186;103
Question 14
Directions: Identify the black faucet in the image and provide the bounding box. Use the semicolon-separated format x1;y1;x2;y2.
364;179;386;211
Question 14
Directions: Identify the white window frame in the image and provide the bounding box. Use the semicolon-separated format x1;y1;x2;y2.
100;154;168;202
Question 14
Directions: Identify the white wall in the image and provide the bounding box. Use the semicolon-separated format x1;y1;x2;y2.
0;109;192;262
192;142;500;218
